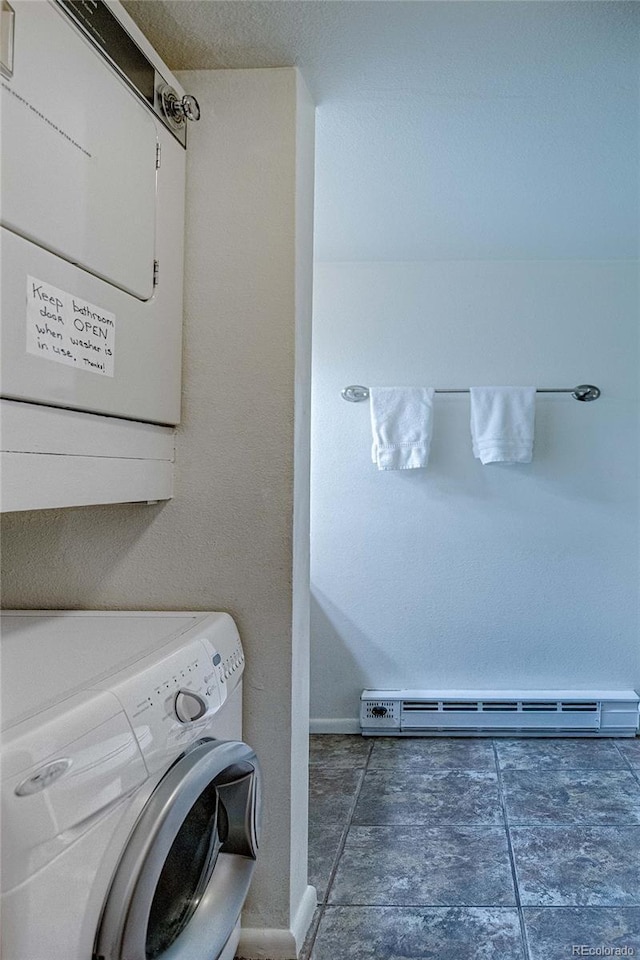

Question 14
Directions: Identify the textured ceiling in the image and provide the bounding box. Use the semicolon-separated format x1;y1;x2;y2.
124;1;640;261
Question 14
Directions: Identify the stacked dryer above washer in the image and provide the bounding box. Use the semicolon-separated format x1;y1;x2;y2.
1;0;201;510
1;610;261;960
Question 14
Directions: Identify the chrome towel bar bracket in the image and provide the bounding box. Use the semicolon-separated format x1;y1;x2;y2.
341;384;601;403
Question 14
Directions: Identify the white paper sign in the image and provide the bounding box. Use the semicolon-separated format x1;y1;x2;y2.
26;276;115;377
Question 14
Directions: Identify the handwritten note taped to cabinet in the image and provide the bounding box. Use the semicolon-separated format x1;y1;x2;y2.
26;276;115;377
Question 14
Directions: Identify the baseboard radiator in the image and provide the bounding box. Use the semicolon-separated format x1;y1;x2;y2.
360;689;640;737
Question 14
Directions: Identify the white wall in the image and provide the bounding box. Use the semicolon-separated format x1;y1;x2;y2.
310;260;639;728
311;2;639;264
2;67;316;958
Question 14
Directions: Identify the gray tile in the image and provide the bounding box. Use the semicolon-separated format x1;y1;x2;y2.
617;738;640;771
310;734;372;768
309;822;344;902
369;737;497;771
309;767;362;826
495;738;627;771
523;907;640;960
502;770;640;825
311;906;525;960
352;770;503;825
329;826;516;906
511;825;640;905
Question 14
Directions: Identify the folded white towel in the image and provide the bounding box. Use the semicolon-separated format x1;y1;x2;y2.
369;387;435;470
470;386;536;464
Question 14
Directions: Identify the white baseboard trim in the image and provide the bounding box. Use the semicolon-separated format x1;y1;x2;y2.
309;718;360;734
237;884;317;959
236;927;296;960
291;883;318;952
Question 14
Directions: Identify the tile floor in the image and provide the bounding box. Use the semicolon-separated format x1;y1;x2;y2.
302;735;640;960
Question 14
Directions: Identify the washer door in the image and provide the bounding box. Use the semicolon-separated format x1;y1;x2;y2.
94;739;261;960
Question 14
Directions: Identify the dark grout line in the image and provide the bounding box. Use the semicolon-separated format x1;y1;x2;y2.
304;742;374;959
499;768;635;774
300;906;324;960
326;901;520;908
321;755;372;906
504;822;640;828
492;739;532;960
612;740;640;788
297;907;323;960
344;820;640;828
522;903;638;916
342;820;512;827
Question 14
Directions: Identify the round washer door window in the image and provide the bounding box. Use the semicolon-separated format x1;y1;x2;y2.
94;739;261;960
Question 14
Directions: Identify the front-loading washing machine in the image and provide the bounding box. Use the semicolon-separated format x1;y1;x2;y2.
0;610;261;960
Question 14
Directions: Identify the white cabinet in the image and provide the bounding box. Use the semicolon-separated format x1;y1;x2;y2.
1;400;175;512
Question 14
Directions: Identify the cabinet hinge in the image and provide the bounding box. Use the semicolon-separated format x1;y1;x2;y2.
155;142;161;169
153;260;160;286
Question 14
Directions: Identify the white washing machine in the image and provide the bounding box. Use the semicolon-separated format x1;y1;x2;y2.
1;610;261;960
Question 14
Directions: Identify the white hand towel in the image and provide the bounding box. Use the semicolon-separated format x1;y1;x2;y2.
470;386;536;464
369;387;435;470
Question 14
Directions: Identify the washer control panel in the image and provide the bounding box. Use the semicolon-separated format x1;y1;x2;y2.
220;645;245;683
86;613;244;774
201;626;245;698
105;639;225;771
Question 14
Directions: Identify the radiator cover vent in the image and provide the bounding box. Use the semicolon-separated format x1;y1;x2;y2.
361;699;400;728
360;689;639;737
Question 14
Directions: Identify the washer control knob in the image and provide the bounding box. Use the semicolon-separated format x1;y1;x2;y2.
160;84;201;124
174;689;207;723
180;94;201;122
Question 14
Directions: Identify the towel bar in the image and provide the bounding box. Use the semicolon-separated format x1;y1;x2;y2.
341;384;601;403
